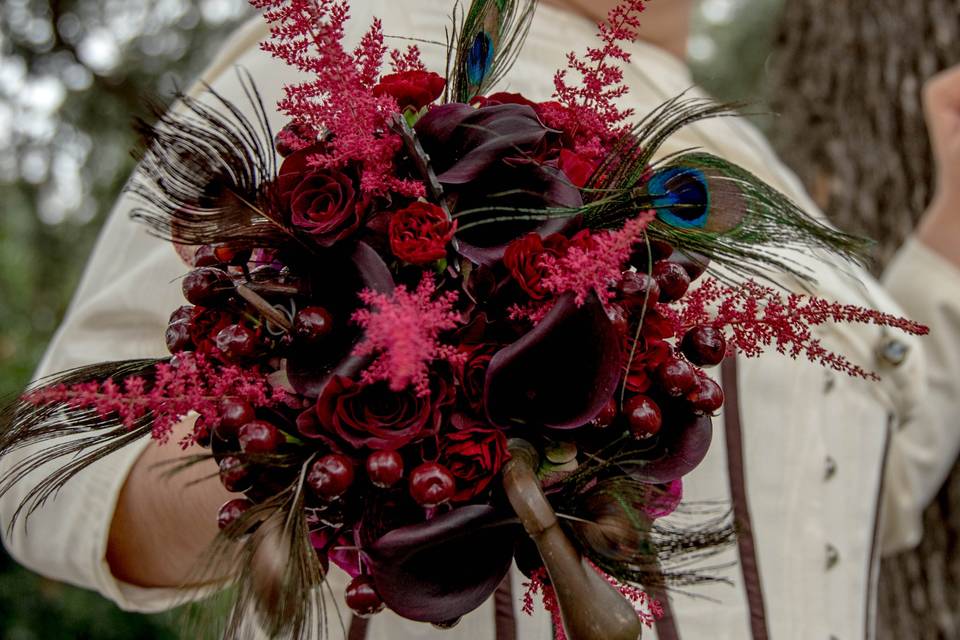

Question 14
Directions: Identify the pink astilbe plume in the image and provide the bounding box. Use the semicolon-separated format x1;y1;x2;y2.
677;277;930;380
390;46;426;73
542;212;655;305
251;0;423;197
25;354;284;447
521;566;662;639
352;274;464;396
546;0;647;156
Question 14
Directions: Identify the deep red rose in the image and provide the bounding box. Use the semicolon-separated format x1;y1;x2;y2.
502;232;569;300
558;149;598;188
373;70;446;111
441;427;509;501
277;145;367;247
316;376;451;450
470;92;540;110
454;344;499;412
389;202;457;264
625;338;673;393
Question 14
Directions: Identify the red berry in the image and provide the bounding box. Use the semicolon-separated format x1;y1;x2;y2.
182;267;233;305
218;455;250;492
165;321;192;354
217;497;253;530
345;575;385;618
631;240;674;269
215;324;257;360
213;244;251;266
308;455;355;499
655;357;697;397
193;245;219;267
409;463;456;507
238;420;283;455
217;399;255;438
617;271;660;309
593;398;618;429
605;303;629;335
193;415;213;448
651;261;691;303
687;376;724;414
366;450;405;489
624;395;662;438
681;326;726;367
294;306;334;343
169;305;194;325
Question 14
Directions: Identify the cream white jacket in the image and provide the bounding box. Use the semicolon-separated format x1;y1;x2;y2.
3;3;960;639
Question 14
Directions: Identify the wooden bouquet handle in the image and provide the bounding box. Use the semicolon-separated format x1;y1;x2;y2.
502;439;642;640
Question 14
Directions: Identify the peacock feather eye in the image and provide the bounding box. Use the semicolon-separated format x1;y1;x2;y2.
650;167;710;230
467;31;495;86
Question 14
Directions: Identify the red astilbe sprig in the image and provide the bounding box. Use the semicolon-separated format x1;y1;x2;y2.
545;0;647;156
24;354;284;447
677;277;930;380
390;45;426;73
251;0;423;197
521;565;662;638
352;274;464;396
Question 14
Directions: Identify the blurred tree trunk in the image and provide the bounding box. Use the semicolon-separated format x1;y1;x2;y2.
767;1;960;638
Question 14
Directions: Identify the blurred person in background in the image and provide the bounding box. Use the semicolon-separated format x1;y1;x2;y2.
767;1;960;636
1;0;960;638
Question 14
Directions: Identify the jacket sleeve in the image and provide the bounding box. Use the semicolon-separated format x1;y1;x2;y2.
0;16;273;612
879;236;960;553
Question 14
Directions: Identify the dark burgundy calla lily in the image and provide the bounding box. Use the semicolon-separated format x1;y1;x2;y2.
484;292;623;429
415;103;581;265
287;242;393;398
622;415;713;483
364;505;520;623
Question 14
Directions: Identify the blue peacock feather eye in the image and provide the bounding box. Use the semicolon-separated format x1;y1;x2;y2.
467;32;495;86
650;167;710;229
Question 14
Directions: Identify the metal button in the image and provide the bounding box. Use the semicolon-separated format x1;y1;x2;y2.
825;544;840;570
824;456;837;481
876;337;909;368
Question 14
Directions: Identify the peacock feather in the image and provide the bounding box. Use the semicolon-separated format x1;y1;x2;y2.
449;0;537;102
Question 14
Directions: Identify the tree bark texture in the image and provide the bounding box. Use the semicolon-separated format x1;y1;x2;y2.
767;2;960;638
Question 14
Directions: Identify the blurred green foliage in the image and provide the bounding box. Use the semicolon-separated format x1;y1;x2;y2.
0;0;781;636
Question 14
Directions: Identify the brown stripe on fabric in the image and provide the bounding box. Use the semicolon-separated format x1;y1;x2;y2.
721;357;770;640
865;413;894;639
493;574;517;640
347;614;370;640
651;581;681;640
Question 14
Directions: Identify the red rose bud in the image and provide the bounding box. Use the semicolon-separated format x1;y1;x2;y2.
366;450;405;489
217;497;253;530
681;325;727;367
388;201;456;264
238;420;283;454
308;454;355;499
687;376;724;415
409;462;456;507
652;261;691;303
624;395;662;438
655;357;697;397
345;575;385;618
373;70;446;111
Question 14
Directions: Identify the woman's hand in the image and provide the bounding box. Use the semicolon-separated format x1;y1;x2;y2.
918;64;960;267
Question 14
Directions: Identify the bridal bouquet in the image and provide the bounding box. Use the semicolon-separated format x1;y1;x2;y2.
0;0;926;638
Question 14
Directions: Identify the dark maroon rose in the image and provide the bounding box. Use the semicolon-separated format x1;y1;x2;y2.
470;92;540;109
373;70;446;111
502;233;569;300
441;427;509;502
277;145;367;247
389;202;456;264
454;344;499;412
625;338;672;393
316;376;451;450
